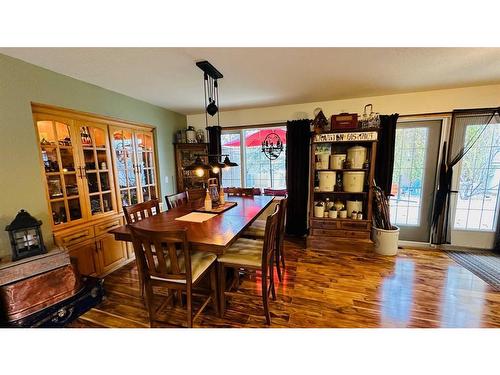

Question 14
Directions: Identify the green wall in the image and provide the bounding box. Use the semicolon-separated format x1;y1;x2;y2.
0;53;187;259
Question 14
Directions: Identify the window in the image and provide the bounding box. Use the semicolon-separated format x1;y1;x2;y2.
221;126;287;190
220;133;242;187
453;123;500;231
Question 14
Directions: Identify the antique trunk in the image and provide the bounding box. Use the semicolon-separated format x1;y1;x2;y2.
1;264;82;321
7;276;104;328
0;249;104;327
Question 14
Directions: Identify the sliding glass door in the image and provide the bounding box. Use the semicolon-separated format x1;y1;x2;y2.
390;120;442;242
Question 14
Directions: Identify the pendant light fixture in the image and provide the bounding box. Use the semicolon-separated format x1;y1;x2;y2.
184;60;238;176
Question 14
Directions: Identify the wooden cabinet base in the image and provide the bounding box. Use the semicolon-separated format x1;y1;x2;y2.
307;234;373;251
56;216;130;278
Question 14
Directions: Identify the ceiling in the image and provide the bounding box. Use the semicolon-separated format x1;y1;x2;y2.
2;48;500;115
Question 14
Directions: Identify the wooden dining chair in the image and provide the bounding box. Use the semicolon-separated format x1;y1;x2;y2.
123;198;161;224
123;199;162;298
129;226;219;328
225;187;256;197
242;196;288;282
165;191;189;210
217;203;280;325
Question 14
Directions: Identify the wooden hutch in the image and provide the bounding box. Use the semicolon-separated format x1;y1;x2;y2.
307;129;378;250
32;103;159;277
174;142;210;200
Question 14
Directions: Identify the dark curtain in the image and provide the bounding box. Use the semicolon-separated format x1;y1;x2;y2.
432;107;500;245
285;119;311;236
374;114;399;196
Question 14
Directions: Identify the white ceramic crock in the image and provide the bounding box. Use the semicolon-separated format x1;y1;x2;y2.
314;203;325;218
318;171;336;191
316;153;330;170
346;200;363;216
343;171;365;192
330;154;346;170
347;145;367;169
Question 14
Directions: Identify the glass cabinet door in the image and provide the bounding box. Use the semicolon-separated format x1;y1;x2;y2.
36;119;86;226
135;131;157;201
111;128;140;208
77;122;117;217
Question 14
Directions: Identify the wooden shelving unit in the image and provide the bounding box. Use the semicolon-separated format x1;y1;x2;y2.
173;142;210;199
307;129;378;249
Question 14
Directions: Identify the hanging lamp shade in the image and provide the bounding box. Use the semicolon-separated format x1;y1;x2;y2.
183;156;211;171
223;155;238;167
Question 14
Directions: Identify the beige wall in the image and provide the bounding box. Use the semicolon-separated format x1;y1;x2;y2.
0;54;187;258
187;84;500;128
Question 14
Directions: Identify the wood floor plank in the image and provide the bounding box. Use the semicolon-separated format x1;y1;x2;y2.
69;239;500;328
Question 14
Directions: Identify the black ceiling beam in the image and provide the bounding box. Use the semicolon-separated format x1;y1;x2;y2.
196;60;223;79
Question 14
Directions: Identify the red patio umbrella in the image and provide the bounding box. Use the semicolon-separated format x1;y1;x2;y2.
222;128;287;147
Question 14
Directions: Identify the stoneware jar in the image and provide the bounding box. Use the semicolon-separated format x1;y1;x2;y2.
314;202;325;218
330;153;346;170
347;145;367;169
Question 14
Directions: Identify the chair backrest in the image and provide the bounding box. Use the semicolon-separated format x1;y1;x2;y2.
225;187;256;197
276;196;288;251
123;199;161;224
263;188;287;197
165;191;189;210
129;226;192;284
261;203;281;273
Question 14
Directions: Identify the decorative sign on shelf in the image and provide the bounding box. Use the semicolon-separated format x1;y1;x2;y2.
313;131;378;143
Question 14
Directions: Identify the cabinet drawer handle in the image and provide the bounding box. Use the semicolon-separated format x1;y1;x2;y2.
67;233;88;242
101;224;118;231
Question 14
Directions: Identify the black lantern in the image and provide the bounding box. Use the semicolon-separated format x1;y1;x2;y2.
5;209;46;261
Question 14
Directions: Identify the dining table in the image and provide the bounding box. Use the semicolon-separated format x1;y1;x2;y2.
110;195;275;254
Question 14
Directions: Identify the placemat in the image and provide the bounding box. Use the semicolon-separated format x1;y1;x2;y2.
174;212;217;223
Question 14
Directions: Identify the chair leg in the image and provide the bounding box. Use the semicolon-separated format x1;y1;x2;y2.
217;262;226;316
275;248;283;282
234;268;240;290
270;257;276;301
177;290;185;307
280;245;286;269
261;272;271;325
144;282;155;328
186;286;193;328
210;264;220;317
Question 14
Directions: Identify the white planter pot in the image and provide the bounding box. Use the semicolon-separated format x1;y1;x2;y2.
372;226;400;256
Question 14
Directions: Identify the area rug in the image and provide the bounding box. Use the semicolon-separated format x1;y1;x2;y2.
445;249;500;291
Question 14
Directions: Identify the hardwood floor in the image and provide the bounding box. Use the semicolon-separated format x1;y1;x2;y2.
69;238;500;328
